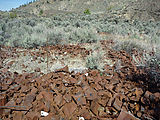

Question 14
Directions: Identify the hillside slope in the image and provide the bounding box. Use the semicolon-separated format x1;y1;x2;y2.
14;0;160;21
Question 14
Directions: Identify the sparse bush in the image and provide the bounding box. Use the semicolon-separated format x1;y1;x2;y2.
86;48;105;71
9;12;17;19
39;10;43;15
0;13;159;49
113;40;145;54
84;9;91;15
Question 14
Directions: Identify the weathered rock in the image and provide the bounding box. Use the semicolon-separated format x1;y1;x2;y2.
84;88;97;100
13;112;23;120
113;97;122;111
117;111;140;120
26;111;39;120
90;100;101;116
0;95;6;115
23;93;36;109
62;102;77;117
73;92;86;106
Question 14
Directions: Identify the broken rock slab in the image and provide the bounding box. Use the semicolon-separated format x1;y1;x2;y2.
117;110;140;120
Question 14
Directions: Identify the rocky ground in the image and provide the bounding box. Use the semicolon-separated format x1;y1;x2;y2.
0;41;159;120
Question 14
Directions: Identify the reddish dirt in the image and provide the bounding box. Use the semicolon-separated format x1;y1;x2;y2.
0;43;159;120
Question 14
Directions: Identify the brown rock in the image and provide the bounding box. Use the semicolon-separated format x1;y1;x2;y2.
73;92;86;106
63;102;77;117
23;93;36;109
79;107;91;119
107;97;114;107
31;87;38;94
98;90;112;98
84;88;97;100
117;111;140;120
0;95;6;114
154;92;160;101
54;94;66;107
16;97;23;104
135;103;140;111
4;100;16;115
90;100;101;116
130;96;138;101
90;70;99;77
98;98;109;107
121;106;128;112
20;86;30;93
36;92;43;101
135;88;143;101
40;113;59;120
13;112;23;120
26;111;39;120
144;91;152;99
137;112;142;118
69;77;77;84
38;91;53;102
113;98;122;111
1;84;9;90
55;66;69;73
63;93;72;102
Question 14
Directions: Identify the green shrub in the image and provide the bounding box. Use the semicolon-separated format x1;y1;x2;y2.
84;9;91;15
39;10;43;15
9;12;17;19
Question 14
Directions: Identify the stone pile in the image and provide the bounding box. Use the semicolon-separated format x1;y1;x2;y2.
0;44;159;120
0;65;159;120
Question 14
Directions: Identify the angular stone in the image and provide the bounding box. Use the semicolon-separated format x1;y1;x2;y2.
154;92;160;101
26;111;40;119
135;88;143;100
0;95;6;114
40;113;59;120
79;109;91;119
13;112;23;120
23;93;36;109
4;100;16;115
135;103;140;111
90;100;101;116
31;87;38;94
84;88;97;100
54;94;66;107
113;98;122;111
137;112;142;118
144;91;152;99
98;90;112;98
107;97;114;107
55;66;69;73
36;92;43;101
38;91;53;102
117;111;140;120
89;70;99;77
63;102;77;117
69;77;77;84
16;97;23;104
73;92;86;106
98;98;109;107
20;86;30;93
63;93;72;102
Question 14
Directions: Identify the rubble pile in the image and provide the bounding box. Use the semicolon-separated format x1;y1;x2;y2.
0;44;159;120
